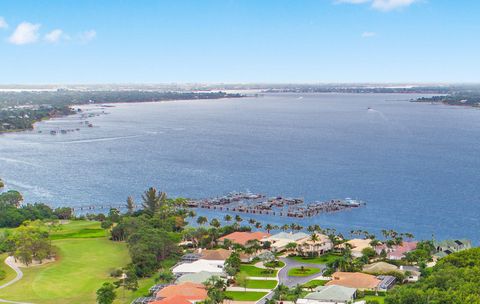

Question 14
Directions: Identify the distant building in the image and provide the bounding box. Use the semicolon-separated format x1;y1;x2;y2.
375;241;418;260
343;239;373;258
434;239;472;259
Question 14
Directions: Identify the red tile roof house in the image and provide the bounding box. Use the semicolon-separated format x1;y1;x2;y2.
375;241;418;260
218;231;270;246
154;282;207;303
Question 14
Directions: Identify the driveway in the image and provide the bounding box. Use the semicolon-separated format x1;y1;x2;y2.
257;257;326;303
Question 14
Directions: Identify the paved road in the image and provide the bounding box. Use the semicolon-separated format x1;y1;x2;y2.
277;257;326;288
0;257;32;304
257;257;326;304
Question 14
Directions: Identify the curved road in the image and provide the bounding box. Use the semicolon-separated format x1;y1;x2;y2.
0;257;32;304
258;257;326;303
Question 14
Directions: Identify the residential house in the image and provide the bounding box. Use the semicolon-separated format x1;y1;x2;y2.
218;231;270;246
433;239;472;259
375;241;418;260
299;234;333;256
326;272;380;290
149;295;192;304
176;271;225;285
343;239;373;258
264;232;310;252
362;262;398;274
154;282;207;303
298;285;357;304
172;259;224;275
399;265;421;282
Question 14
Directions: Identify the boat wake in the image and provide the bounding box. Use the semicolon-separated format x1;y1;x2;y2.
0;157;44;168
55;134;145;144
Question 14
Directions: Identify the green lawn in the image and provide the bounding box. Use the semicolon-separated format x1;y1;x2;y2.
0;253;17;284
239;265;277;277
225;291;268;301
358;295;386;304
245;279;278;289
287;267;321;277
264;260;285;268
50;220;107;240
301;279;329;289
0;221;130;304
288;253;341;264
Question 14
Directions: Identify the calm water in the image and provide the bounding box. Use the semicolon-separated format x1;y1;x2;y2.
1;93;479;243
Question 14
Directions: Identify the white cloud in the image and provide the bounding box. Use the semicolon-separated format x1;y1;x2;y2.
44;29;65;43
372;0;418;11
361;31;376;38
335;0;419;11
0;17;8;29
80;30;96;43
8;22;41;45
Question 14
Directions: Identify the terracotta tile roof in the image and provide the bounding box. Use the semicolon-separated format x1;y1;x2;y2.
149;295;192;304
200;248;232;260
155;282;207;301
326;272;380;289
219;231;270;246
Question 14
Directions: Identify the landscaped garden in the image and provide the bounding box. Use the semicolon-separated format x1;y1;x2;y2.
287;266;321;277
239;264;277;277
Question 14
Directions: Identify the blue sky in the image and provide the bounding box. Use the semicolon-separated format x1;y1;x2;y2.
0;0;479;84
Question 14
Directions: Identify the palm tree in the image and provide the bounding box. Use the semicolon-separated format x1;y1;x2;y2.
224;214;232;223
307;225;315;233
234;215;243;224
210;218;221;228
289;223;296;233
126;196;135;215
203;276;227;304
141;187;167;215
255;222;262;229
281;224;289;232
197;216;208;226
248;218;256;225
265;224;273;234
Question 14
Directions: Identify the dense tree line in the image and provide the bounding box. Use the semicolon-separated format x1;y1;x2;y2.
385;248;480;303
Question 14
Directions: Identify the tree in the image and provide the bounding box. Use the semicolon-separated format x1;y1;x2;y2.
234;215;243;224
197;216;208;226
210;218;221;228
53;207;73;220
265;224;273;233
8;221;56;265
0;190;23;208
225;251;241;276
141;187;166;215
126;196;135;215
203;276;227;304
235;271;248;291
96;282;116;304
281;224;289;232
223;214;232;223
286;242;298;253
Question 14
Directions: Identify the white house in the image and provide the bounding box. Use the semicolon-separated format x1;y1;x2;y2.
172;259;224;275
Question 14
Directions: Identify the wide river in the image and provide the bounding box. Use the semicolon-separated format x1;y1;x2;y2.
1;93;479;243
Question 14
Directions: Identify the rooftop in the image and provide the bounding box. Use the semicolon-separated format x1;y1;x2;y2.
326;272;380;289
219;231;270;246
155;282;207;301
200;248;232;260
304;285;357;302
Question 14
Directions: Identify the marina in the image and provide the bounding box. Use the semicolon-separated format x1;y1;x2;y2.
187;192;365;218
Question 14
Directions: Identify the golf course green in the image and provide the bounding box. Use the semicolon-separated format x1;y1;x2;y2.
0;221;130;304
